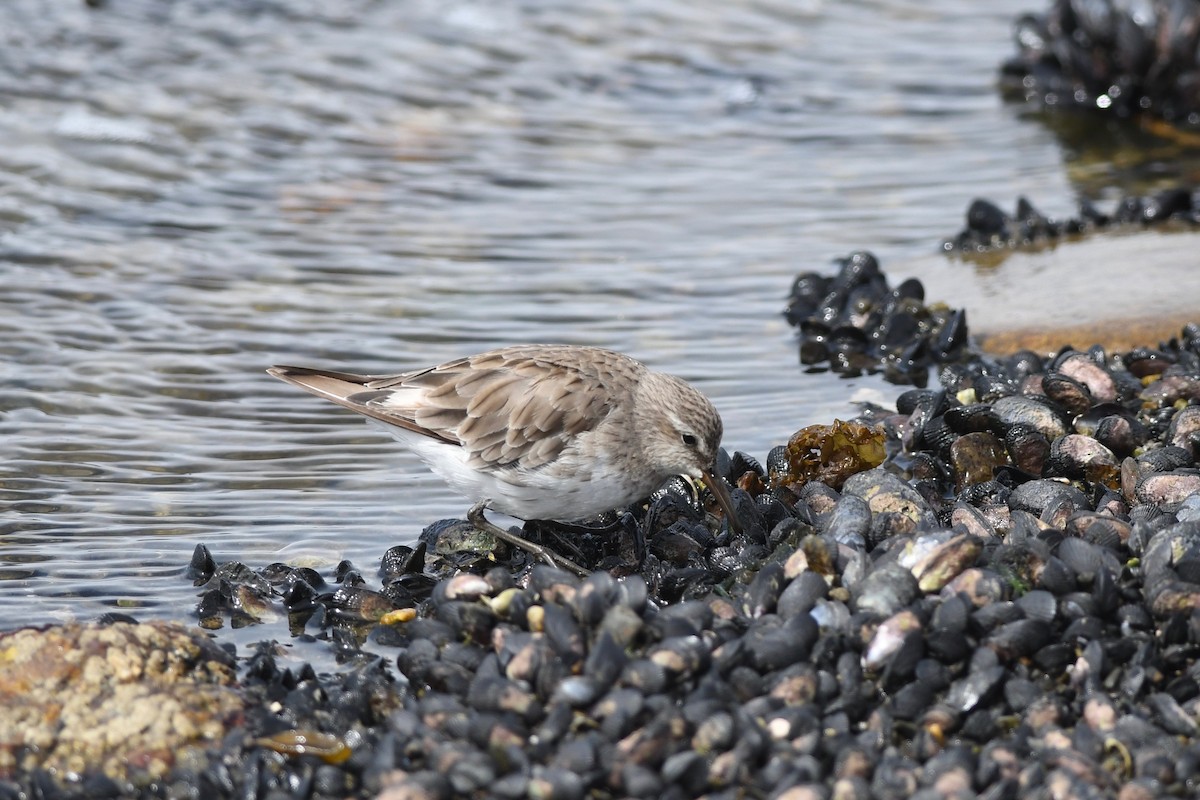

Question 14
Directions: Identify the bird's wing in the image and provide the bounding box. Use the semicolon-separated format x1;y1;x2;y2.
270;346;638;470
267;365;460;446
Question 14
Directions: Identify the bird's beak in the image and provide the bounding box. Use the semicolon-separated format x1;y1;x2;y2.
702;467;742;534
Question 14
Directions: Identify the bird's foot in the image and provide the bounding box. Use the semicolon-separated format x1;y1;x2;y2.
467;501;590;578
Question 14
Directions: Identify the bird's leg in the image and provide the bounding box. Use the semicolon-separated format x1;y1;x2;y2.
467;501;590;578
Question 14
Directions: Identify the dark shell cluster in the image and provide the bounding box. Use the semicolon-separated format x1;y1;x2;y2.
11;306;1195;797
1000;0;1200;127
6;265;1199;797
944;189;1200;253
784;251;968;386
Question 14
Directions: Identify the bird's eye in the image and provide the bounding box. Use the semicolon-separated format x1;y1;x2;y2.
681;433;699;447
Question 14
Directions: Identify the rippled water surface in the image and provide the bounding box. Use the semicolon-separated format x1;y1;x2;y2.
0;0;1185;632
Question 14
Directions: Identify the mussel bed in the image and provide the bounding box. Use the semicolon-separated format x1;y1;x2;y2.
944;190;1200;254
783;250;967;387
5;263;1200;799
1000;0;1200;128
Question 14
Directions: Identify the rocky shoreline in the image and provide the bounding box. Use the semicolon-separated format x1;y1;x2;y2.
5;0;1200;796
4;250;1200;800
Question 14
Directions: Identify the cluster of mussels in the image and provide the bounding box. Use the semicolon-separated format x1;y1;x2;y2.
944;190;1200;253
90;313;1197;798
1000;0;1200;127
783;251;968;387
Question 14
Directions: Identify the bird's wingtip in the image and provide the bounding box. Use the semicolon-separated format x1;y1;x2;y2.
266;365;303;383
268;365;336;381
267;365;332;390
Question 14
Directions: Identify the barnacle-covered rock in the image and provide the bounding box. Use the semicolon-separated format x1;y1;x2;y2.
0;622;242;783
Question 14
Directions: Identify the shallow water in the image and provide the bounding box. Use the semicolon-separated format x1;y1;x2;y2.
0;0;1192;635
917;228;1200;351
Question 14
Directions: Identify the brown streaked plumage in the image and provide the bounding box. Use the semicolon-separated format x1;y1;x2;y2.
268;345;738;573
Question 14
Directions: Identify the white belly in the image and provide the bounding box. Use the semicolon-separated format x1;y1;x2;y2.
375;421;644;522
